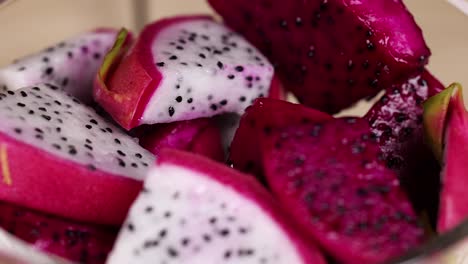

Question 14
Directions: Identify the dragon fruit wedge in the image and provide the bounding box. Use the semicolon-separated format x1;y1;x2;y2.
230;98;333;177
94;16;276;130
261;117;425;263
0;200;117;263
208;0;430;114
423;83;468;232
107;148;326;264
0;29;119;103
0;84;154;226
131;118;225;161
0;228;72;264
365;70;444;225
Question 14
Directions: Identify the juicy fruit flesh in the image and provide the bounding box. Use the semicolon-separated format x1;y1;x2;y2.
0;84;153;178
0;201;117;264
107;163;305;264
0;30;116;102
262;118;424;263
139;19;274;124
209;0;430;113
365;71;444;224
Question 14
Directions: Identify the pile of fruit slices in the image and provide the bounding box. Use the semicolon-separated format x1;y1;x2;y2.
0;0;465;263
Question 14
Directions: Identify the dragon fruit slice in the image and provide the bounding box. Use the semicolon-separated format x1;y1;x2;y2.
94;16;275;130
208;0;430;113
230;98;333;177
0;84;154;226
131;118;224;161
107;149;326;264
0;228;72;264
423;83;468;232
0;200;117;263
261;118;425;263
365;70;444;225
0;29;119;103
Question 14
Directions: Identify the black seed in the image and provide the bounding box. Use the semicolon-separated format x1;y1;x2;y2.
93;53;101;59
196;63;203;67
42;57;49;63
169;55;178;60
89;119;98;125
156;62;165;67
168;106;175;117
87;164;96;171
117;150;126;157
181;238;190;246
52;144;61;150
127;223;135;232
17;66;26;71
367;40;375;51
362;60;370;69
67;51;73;58
210;104;217;111
224;250;232;259
17;102;25;107
164;211;171;218
219;229;230;237
69;148;77;155
167;247;178;258
145;206;153;213
41;115;51;121
84;144;93;150
202;234;211;242
56;127;61;133
263;126;272;135
395;113;408;123
45;67;54;75
7;90;15;95
217;61;224;69
209;217;217;224
227;74;235;80
13;128;22;134
220;99;227;106
85;124;92;129
20;91;27;97
235;66;244;72
175;96;182;103
239;96;246;102
117;158;126;167
35;134;43;140
159;229;167;238
187;98;193;104
114;138;121;144
198;53;206;59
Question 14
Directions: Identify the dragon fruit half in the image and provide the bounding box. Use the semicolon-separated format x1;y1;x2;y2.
0;84;154;226
261;117;425;263
107;149;326;264
423;83;468;232
0;200;117;263
208;0;430;113
0;29;119;103
94;16;278;130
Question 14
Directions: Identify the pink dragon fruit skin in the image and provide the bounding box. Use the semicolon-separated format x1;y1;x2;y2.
423;83;468;232
0;28;120;103
94;16;276;130
208;0;430;113
131;118;225;161
365;70;444;225
261;118;425;263
107;148;326;264
0;84;154;226
0;200;117;264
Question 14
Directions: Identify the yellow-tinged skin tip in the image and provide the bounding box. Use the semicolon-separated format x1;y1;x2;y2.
0;144;12;186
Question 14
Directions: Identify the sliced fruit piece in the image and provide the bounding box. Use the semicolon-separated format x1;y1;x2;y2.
208;0;430;113
0;201;117;263
94;16;275;130
423;83;468;232
0;29;119;103
0;84;154;225
107;149;326;264
262;118;425;263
